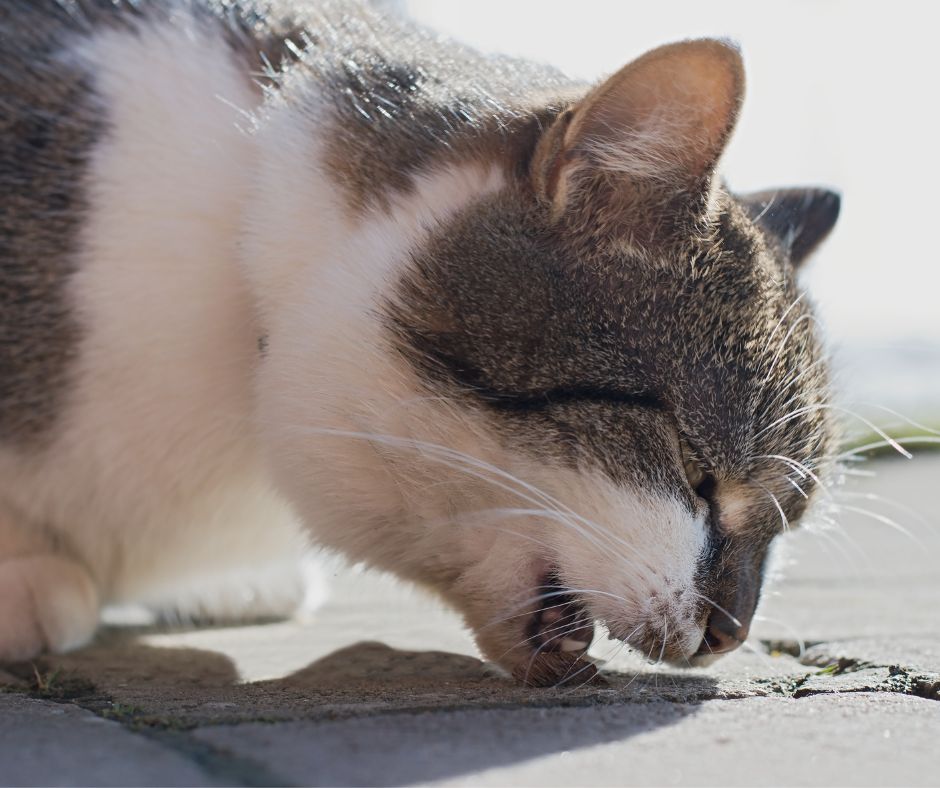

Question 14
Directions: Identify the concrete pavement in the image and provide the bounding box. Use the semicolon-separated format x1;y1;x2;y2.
0;455;937;786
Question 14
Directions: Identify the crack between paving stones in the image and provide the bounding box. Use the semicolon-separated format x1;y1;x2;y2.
0;666;294;788
133;728;295;788
81;701;298;787
82;701;296;787
757;640;940;702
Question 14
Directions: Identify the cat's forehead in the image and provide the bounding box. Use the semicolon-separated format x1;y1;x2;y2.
393;185;829;476
586;198;824;459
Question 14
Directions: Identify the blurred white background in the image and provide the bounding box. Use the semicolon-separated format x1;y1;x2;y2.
406;0;940;427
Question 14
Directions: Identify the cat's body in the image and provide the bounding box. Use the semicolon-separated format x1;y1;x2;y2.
0;0;839;684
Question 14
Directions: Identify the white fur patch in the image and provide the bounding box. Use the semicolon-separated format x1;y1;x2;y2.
0;14;305;616
246;113;512;571
537;467;708;658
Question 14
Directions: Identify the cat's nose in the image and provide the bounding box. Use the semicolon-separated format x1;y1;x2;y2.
696;608;748;656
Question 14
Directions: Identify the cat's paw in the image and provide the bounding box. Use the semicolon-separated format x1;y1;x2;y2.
0;555;99;662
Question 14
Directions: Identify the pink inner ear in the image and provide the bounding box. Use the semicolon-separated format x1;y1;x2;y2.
566;39;745;181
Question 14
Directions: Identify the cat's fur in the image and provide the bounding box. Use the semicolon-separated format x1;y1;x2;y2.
0;0;839;684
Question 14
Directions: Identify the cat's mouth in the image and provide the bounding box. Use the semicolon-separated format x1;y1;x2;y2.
508;569;599;687
524;570;595;656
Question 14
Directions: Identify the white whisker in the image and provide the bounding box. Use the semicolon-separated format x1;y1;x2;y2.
835;435;940;460
767;313;818;375
763;292;805;355
302;427;650;569
687;590;743;629
757;404;912;459
830;503;925;547
756;482;790;532
755;454;829;493
833;491;932;530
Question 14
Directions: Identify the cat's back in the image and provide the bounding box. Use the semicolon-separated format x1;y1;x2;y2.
0;0;310;446
0;1;113;444
0;0;310;603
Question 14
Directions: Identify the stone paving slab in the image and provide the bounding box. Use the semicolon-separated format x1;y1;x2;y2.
425;694;940;788
183;693;940;786
0;694;219;787
753;456;940;643
0;456;937;786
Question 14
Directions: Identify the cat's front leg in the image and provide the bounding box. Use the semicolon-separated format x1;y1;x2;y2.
0;511;99;662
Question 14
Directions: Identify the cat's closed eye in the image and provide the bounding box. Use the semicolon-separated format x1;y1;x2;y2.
680;438;714;501
479;386;662;411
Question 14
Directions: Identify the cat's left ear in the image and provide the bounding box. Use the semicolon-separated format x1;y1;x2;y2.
740;188;841;267
532;38;745;249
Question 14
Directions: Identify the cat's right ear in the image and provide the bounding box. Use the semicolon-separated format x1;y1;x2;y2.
532;39;745;251
740;188;841;267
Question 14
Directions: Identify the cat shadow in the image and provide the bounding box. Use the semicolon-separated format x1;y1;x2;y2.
260;641;719;785
6;630;719;786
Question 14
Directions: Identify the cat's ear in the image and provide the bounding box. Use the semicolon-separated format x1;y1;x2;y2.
740;188;841;266
532;38;744;249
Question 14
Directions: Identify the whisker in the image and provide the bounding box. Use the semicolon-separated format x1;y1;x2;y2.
754;454;831;497
803;518;870;574
479;599;573;632
444;516;561;553
756;482;790;532
835;435;940;460
480;587;633;635
833;491;932;530
643;637;658;669
305;427;632;563
687;590;743;629
739;639;776;672
767;313;818;375
830;503;925;547
453;507;657;582
783;475;809;499
848;403;940;437
552;646;605;690
656;616;669;668
304;427;651;569
587;655;643;694
560;632;638;693
496;610;585;663
752;190;779;223
836;465;877;478
521;620;578;685
763;292;805;355
757;405;912;459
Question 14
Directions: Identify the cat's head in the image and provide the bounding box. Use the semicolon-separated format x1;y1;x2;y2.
258;38;840;685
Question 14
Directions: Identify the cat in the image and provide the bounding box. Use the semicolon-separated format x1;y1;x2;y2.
0;0;840;686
